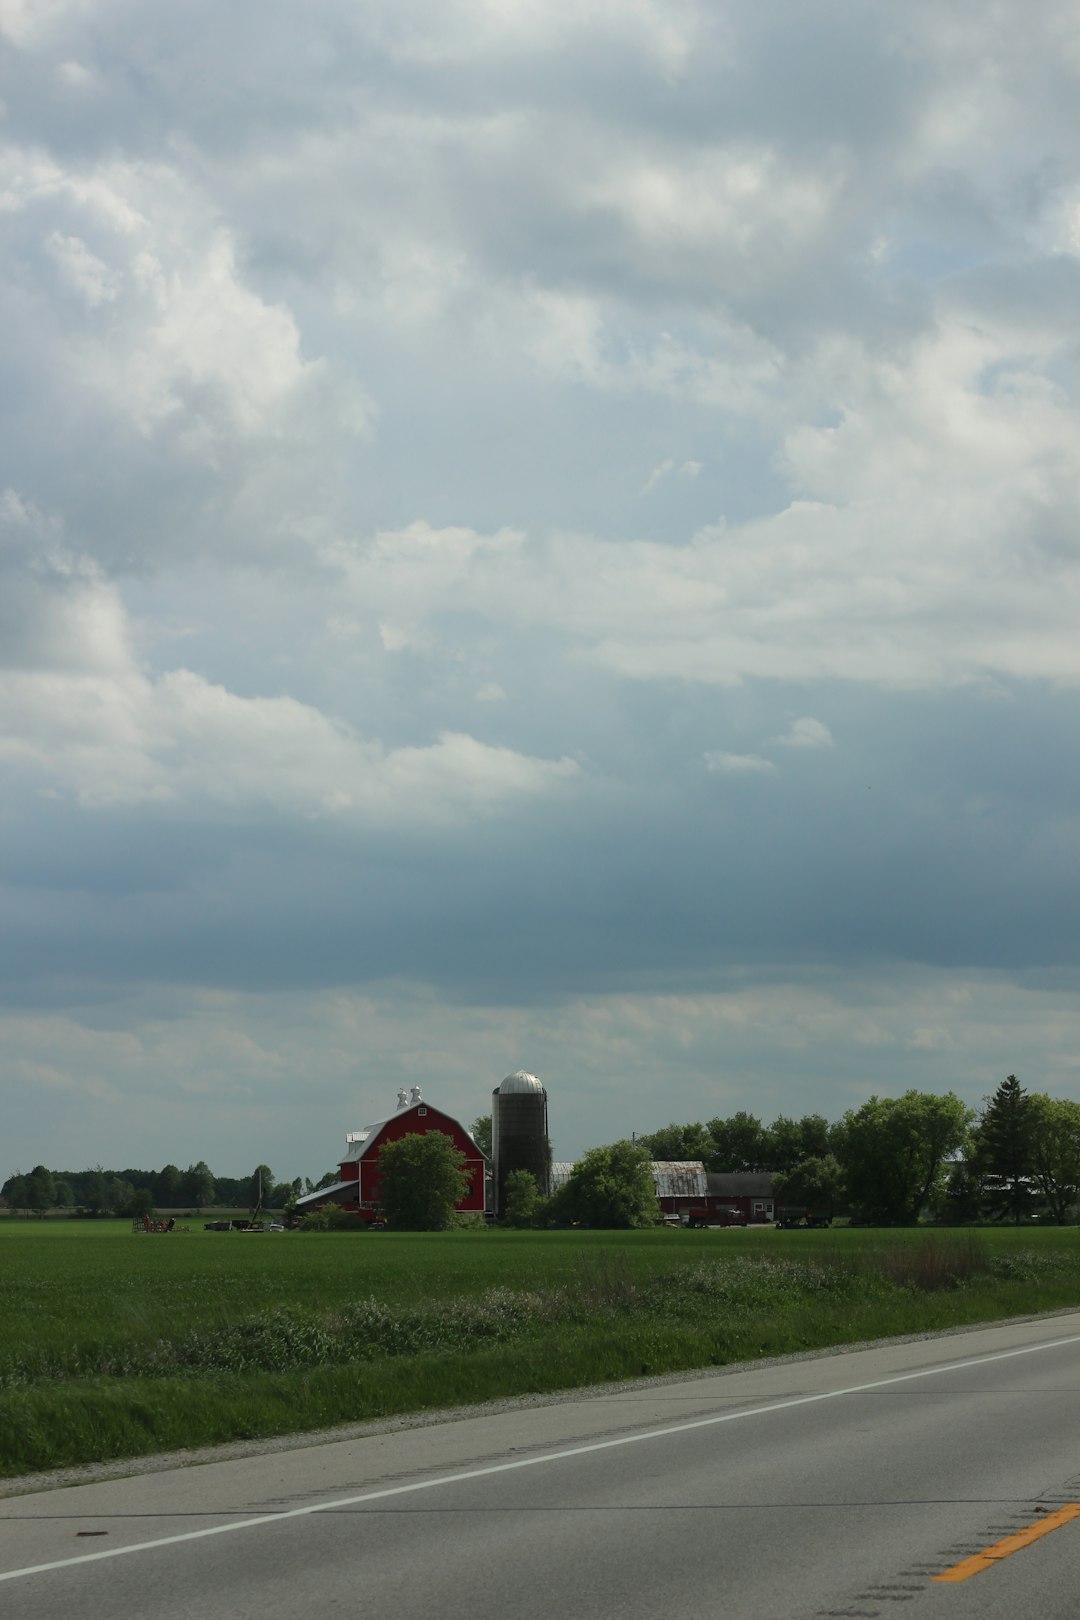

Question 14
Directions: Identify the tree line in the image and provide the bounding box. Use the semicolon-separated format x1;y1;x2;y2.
491;1075;1080;1230
0;1161;340;1219
638;1076;1080;1226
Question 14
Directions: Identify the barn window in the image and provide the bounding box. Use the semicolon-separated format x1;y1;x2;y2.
417;1106;427;1116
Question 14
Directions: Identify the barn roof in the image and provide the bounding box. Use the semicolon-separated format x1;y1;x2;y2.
547;1160;711;1197
706;1171;775;1198
340;1101;489;1164
295;1179;356;1209
651;1161;708;1198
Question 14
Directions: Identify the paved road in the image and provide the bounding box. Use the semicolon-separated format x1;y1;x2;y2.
3;1313;1080;1619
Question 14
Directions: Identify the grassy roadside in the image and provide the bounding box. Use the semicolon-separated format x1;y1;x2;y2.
1;1226;1079;1477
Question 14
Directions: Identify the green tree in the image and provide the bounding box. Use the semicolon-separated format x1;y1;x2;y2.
126;1186;156;1220
501;1168;540;1227
761;1116;803;1174
106;1176;134;1214
3;1173;29;1214
552;1140;656;1229
376;1131;470;1231
157;1164;183;1205
834;1091;973;1225
471;1115;493;1159
976;1074;1034;1225
638;1122;712;1162
1027;1094;1080;1225
773;1154;845;1220
53;1179;75;1209
249;1164;274;1214
181;1161;215;1212
798;1113;833;1161
25;1165;56;1218
935;1154;985;1225
761;1115;833;1174
705;1112;766;1172
82;1168;108;1217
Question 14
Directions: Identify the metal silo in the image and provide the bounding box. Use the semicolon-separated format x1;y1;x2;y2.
492;1070;551;1214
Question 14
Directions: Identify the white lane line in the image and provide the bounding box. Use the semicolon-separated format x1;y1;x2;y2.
3;1329;1080;1586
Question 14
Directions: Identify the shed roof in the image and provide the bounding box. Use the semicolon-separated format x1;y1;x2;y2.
706;1171;775;1198
295;1179;357;1209
651;1161;708;1198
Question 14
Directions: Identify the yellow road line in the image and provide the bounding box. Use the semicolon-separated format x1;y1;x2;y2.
932;1503;1080;1583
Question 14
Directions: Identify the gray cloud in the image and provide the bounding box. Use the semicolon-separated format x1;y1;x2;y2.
3;0;1080;1174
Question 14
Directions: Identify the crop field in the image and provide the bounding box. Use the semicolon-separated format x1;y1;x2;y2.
1;1220;1079;1479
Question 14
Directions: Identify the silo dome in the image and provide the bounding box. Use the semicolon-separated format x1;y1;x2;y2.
498;1070;545;1095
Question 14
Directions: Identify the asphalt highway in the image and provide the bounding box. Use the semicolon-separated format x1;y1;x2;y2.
3;1312;1080;1620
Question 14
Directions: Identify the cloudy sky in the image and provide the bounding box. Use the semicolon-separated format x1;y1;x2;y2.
3;0;1080;1181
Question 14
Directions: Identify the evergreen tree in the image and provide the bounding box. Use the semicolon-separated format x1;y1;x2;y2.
977;1074;1034;1225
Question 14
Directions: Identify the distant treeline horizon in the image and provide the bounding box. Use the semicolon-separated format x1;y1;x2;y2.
5;1077;1079;1226
0;1161;341;1217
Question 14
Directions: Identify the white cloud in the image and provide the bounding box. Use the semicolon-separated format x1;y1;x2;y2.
0;511;578;824
7;0;1080;1180
580;140;849;301
0;0;96;47
305;291;1080;692
55;57;98;89
1;147;375;571
703;751;775;775
642;458;674;494
45;230;120;306
642;458;702;494
323;522;526;655
376;0;703;75
0;662;578;822
8;965;1080;1173
773;717;833;750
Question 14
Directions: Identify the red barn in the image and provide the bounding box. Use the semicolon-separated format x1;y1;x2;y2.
650;1164;775;1225
295;1094;488;1222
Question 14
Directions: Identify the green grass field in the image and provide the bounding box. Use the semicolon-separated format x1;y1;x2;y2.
1;1221;1078;1478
